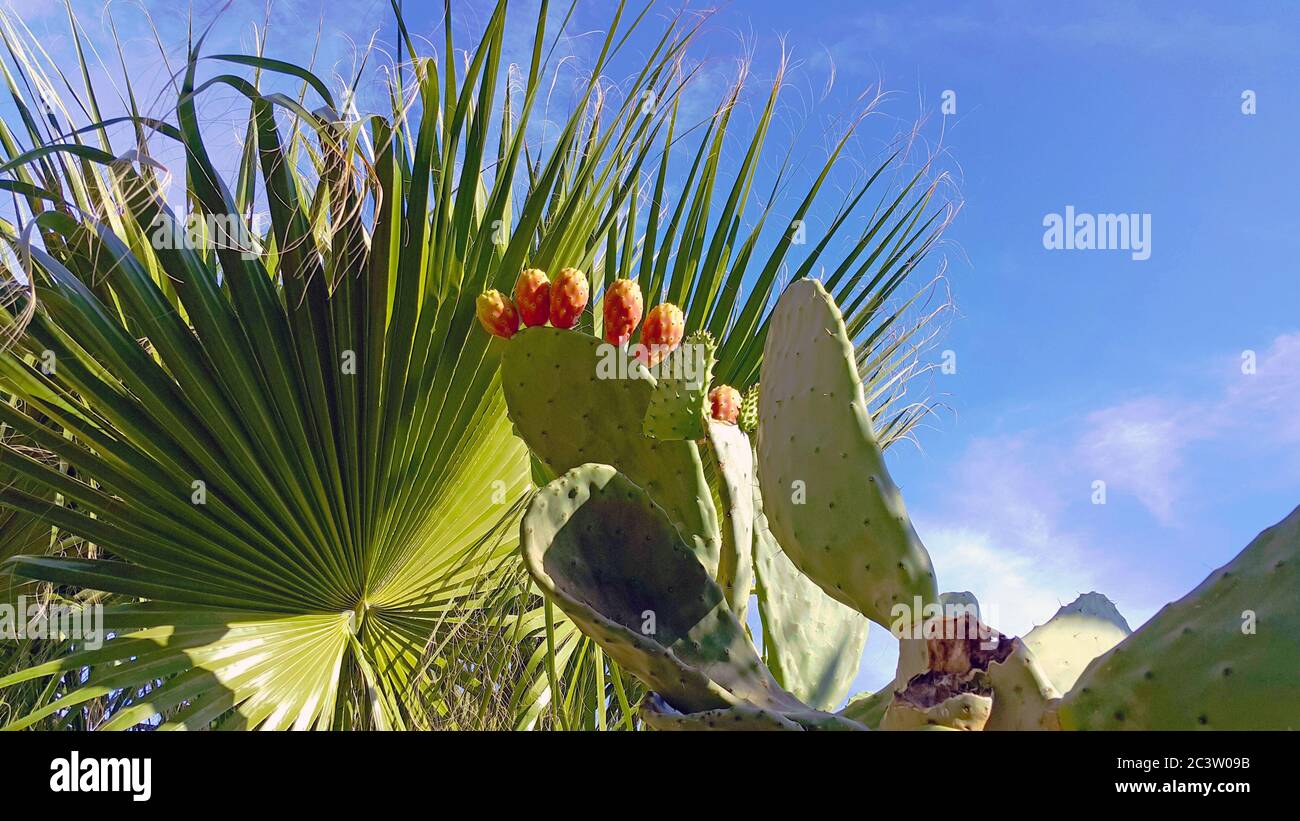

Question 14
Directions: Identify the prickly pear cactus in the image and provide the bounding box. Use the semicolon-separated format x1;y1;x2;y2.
1059;506;1300;730
754;477;870;711
504;278;1300;733
502;327;721;575
642;331;715;441
1023;592;1131;694
706;420;754;622
519;464;867;730
756;278;938;629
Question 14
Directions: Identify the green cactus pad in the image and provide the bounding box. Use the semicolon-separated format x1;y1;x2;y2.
706;420;754;622
642;331;715;441
776;709;867;731
756;278;937;628
641;696;865;731
520;463;851;724
639;692;801;731
985;640;1062;730
754;474;870;710
738;383;760;433
1059;506;1300;730
503;327;720;574
1023;592;1131;694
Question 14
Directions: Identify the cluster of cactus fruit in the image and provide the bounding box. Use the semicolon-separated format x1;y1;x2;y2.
475;267;590;337
479;270;744;424
481;272;1300;730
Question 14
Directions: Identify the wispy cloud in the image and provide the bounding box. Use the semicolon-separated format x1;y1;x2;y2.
1077;398;1187;524
1077;331;1300;523
1218;331;1300;444
915;435;1108;636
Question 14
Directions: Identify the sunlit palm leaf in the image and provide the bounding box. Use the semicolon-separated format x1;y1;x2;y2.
0;0;690;729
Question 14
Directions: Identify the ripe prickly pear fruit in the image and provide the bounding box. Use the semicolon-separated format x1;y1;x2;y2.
514;268;551;327
639;302;685;365
602;278;644;346
709;385;741;424
548;267;589;329
476;289;520;339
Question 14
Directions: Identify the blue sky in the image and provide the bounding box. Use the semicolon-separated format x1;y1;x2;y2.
9;0;1299;696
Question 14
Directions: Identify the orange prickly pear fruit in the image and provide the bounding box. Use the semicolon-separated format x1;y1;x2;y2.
709;385;741;424
602;278;644;346
476;289;520;339
514;268;551;327
549;268;589;329
638;302;685;365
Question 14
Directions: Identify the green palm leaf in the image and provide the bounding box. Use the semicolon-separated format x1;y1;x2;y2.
0;0;690;729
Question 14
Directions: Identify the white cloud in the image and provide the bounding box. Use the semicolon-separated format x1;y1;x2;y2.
1076;331;1300;523
923;526;1095;636
1077;398;1188;525
1218;331;1300;443
913;435;1103;635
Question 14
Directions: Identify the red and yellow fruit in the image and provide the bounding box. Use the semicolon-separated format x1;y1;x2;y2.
638;302;685;365
514;268;551;327
549;268;589;329
476;289;520;339
602;278;644;346
709;385;741;424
